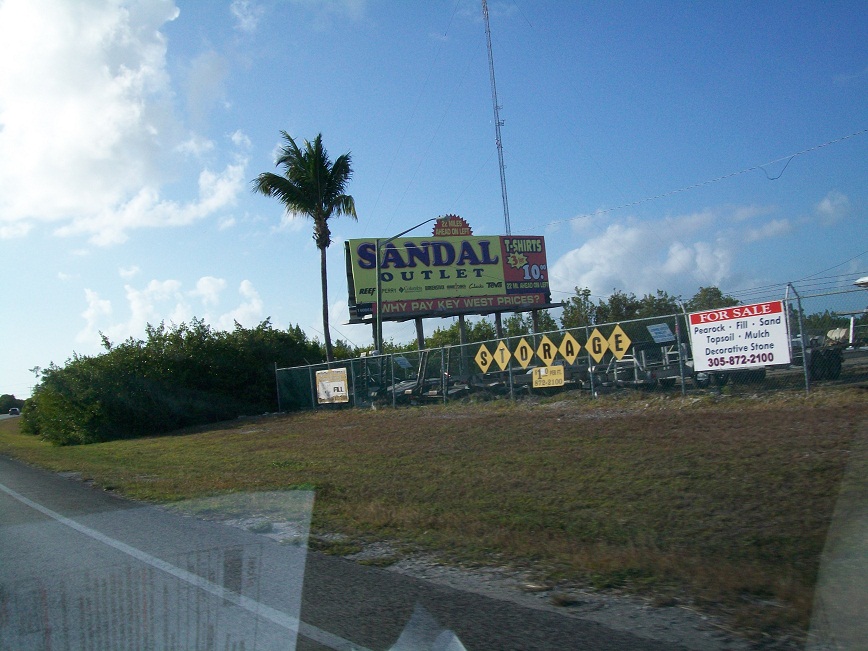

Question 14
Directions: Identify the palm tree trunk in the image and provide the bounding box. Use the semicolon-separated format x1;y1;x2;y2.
320;245;334;362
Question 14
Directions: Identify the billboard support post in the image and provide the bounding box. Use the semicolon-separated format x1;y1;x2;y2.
375;237;382;352
415;318;425;349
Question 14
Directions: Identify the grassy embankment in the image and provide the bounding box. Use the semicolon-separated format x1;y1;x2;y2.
1;387;865;641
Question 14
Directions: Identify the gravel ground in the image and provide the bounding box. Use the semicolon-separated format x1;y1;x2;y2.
231;520;762;651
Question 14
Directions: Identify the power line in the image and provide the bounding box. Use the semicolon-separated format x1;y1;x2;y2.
795;249;868;283
527;129;868;232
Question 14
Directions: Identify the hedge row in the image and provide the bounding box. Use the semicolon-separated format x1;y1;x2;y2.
21;319;325;445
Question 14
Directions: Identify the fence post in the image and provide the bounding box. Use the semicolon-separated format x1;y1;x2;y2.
507;335;515;400
308;367;317;409
585;325;596;398
788;283;810;396
390;354;396;408
441;348;447;404
274;362;282;413
675;312;687;397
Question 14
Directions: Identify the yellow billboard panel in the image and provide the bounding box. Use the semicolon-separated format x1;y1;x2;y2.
345;233;551;321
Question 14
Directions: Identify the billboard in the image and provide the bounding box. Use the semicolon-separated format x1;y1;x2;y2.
688;300;791;372
345;217;552;322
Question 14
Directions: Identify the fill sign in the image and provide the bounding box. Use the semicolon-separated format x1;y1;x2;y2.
688;301;791;372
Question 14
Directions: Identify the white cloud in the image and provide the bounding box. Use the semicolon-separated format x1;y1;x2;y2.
230;130;252;150
77;288;113;345
0;0;245;245
190;276;227;307
176;134;216;157
731;204;777;222
815;190;851;226
288;0;367;26
743;218;792;243
116;279;188;340
186;50;229;128
230;0;264;33
0;0;179;226
54;160;246;245
549;213;733;299
76;276;265;349
217;280;263;329
119;265;141;279
0;221;32;239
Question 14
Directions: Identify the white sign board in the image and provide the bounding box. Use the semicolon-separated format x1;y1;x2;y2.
688;300;791;372
316;368;349;404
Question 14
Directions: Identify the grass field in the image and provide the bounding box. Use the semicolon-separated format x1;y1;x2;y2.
1;387;865;642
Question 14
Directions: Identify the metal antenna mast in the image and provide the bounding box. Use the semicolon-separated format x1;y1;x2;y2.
482;0;511;235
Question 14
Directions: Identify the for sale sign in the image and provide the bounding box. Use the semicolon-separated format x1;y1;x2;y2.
688;300;791;372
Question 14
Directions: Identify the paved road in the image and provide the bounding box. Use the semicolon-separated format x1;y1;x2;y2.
1;454;685;650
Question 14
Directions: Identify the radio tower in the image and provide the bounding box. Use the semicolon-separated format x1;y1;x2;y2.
482;0;511;235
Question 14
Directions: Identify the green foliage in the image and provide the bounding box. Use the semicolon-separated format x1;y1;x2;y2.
331;339;360;360
684;286;739;312
425;318;497;347
801;310;850;335
637;290;680;318
503;311;558;337
21;319;323;445
561;287;680;328
0;394;25;413
560;287;597;328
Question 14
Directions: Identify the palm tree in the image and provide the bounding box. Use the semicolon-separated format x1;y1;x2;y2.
252;132;356;362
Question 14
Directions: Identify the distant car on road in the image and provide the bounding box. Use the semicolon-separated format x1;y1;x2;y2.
8;408;20;416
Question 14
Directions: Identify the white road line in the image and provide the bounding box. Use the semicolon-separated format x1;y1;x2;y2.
0;481;372;651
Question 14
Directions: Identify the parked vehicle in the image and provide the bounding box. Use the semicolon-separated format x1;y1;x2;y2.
790;335;844;381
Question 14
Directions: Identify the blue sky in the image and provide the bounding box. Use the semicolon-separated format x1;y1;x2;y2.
1;0;866;398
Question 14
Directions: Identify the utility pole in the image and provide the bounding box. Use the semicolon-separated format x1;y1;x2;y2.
482;0;511;236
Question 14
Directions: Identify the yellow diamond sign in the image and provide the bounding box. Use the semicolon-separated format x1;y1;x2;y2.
586;328;608;363
514;338;534;369
536;335;557;367
493;340;511;370
475;344;493;373
607;324;632;360
559;332;581;364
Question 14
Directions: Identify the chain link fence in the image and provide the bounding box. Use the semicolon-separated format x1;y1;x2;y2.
276;284;868;411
